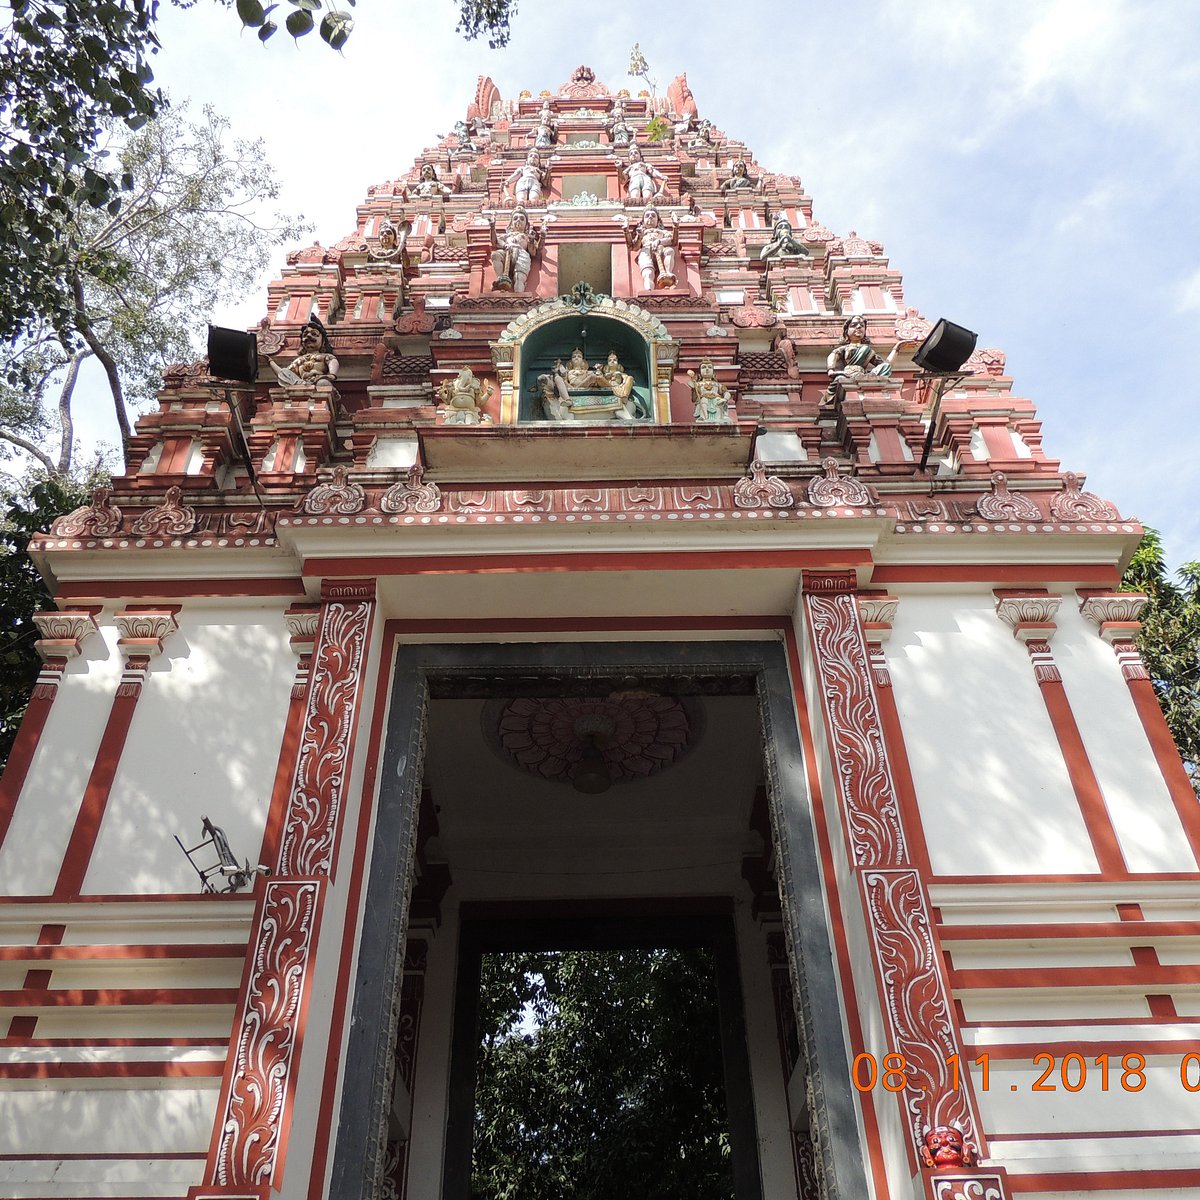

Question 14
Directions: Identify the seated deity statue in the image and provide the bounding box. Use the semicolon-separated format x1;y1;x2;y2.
608;99;635;148
601;351;639;419
533;101;557;148
504;149;548;206
721;158;756;194
489;206;541;292
687;357;733;423
623;145;666;203
269;317;339;389
437;366;494;425
453;119;478;153
688;119;714;151
410;163;451;199
621;206;679;291
823;315;908;405
759;215;810;260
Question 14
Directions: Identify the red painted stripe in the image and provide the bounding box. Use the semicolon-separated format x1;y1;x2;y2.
951;965;1200;989
960;1014;1191;1029
306;548;871;577
1007;1168;1200;1191
0;988;238;1007
0;688;57;851
989;1127;1200;1140
55;578;305;600
938;920;1200;941
259;689;308;869
0;1060;223;1079
1038;679;1129;875
872;563;1122;585
0;943;246;962
1127;677;1200;867
53;690;142;898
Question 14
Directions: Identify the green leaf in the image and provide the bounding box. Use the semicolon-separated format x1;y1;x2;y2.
237;0;267;26
258;19;278;39
319;10;352;47
291;0;322;10
285;7;314;35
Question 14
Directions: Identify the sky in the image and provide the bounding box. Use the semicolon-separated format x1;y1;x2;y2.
67;0;1200;567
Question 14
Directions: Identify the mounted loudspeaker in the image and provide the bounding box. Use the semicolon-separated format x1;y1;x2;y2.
914;319;977;374
207;325;258;384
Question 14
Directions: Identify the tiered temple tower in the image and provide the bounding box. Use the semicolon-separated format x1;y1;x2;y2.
2;67;1198;1200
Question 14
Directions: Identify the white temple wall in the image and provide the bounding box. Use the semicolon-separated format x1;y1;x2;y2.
0;618;124;896
885;590;1099;877
82;602;295;896
1053;600;1194;872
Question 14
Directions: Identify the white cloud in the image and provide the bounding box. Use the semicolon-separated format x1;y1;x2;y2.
1177;267;1200;313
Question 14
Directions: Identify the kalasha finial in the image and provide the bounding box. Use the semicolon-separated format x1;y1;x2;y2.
572;65;595;83
920;1125;976;1171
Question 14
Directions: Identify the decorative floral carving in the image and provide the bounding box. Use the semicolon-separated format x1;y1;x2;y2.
114;608;179;657
804;592;908;866
861;869;980;1149
380;465;442;514
276;594;375;877
994;592;1062;632
214;880;321;1187
893;307;933;344
856;595;899;628
50;486;122;537
931;1175;1007;1200
808;458;873;508
1079;593;1148;627
1049;472;1119;521
302;466;366;516
975;473;1041;522
161;357;211;388
906;497;948;521
734;461;794;509
31;610;99;660
729;304;777;329
963;346;1006;377
129;486;197;536
484;694;702;787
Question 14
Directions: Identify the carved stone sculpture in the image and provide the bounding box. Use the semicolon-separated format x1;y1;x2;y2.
504;149;548;206
686;358;732;423
453;119;477;153
488;206;541;292
409;163;451;199
622;145;666;203
437;367;494;425
822;315;904;405
538;347;638;422
368;218;410;265
621;206;679;291
721;158;756;194
532;101;557;148
270;317;339;389
921;1125;976;1171
760;214;810;260
608;98;635;148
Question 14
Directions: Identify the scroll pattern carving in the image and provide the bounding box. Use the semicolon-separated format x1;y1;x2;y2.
931;1175;1006;1200
808;458;873;508
277;596;374;877
379;465;441;514
1049;472;1119;521
733;461;793;509
804;592;907;866
861;869;979;1149
129;485;197;536
303;466;366;516
51;486;122;537
1079;593;1148;627
214;880;321;1187
976;473;1040;522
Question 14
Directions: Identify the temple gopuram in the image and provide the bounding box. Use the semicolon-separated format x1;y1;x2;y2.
2;65;1198;1200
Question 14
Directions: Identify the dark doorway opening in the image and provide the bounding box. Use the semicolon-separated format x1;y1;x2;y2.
445;911;760;1200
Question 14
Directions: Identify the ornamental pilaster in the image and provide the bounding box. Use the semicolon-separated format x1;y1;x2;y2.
994;589;1062;683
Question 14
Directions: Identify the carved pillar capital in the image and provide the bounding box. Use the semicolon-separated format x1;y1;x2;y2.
113;606;180;695
32;608;101;662
995;589;1061;682
284;603;321;699
856;591;898;688
1078;590;1151;680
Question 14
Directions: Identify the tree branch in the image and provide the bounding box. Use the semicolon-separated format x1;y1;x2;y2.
71;270;130;465
55;347;91;474
0;427;57;474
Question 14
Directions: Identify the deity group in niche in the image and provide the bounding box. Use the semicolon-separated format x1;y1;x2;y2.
686;358;733;423
489;207;541;292
608;98;635;148
621;207;679;290
537;348;640;422
504;149;549;206
269;317;338;389
438;366;494;425
823;315;908;405
622;146;666;203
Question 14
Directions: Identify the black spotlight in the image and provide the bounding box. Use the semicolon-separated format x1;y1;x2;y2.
914;319;977;374
207;325;258;384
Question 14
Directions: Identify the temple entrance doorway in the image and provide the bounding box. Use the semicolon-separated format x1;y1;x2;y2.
331;643;871;1200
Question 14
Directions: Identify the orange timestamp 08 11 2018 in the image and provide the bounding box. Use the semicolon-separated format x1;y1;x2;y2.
852;1051;1200;1093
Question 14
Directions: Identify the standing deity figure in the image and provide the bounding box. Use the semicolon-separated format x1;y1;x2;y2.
623;145;667;203
410;163;451;199
759;214;810;260
437;366;494;425
721;158;756;195
269;316;339;389
453;119;478;153
687;357;733;423
608;98;635;149
621;206;679;290
488;206;541;292
532;101;557;149
504;149;549;206
823;315;907;404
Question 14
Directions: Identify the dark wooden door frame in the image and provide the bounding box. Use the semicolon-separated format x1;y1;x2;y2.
329;640;870;1200
443;906;762;1200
